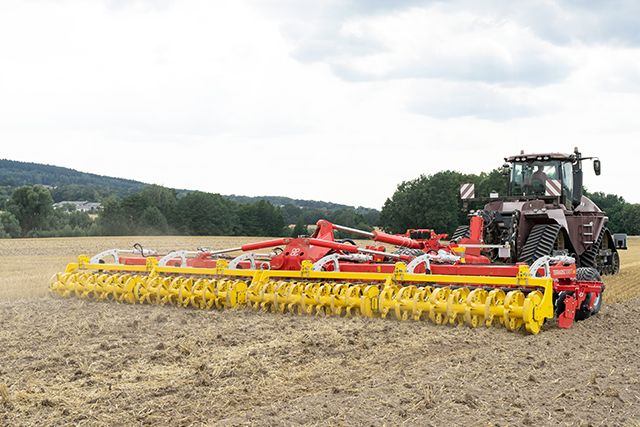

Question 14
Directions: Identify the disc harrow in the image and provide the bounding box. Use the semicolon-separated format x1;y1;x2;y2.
49;219;605;334
52;258;558;334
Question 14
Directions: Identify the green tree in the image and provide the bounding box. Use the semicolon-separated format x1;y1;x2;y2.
68;211;93;230
253;200;285;236
140;206;169;234
0;211;21;238
0;186;13;210
301;208;328;225
140;185;178;226
586;191;627;233
51;184;100;202
356;207;380;227
120;193;148;225
98;197;129;235
7;185;54;235
476;169;508;198
619;204;640;235
380;171;469;236
238;200;285;236
281;203;303;225
113;185;178;234
291;219;309;237
48;209;71;231
177;192;236;235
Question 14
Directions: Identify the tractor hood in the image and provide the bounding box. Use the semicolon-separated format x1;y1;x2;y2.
575;196;602;213
484;199;548;213
484;196;601;214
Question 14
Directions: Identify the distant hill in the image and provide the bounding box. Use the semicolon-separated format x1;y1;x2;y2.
225;194;376;212
0;159;378;213
0;159;144;195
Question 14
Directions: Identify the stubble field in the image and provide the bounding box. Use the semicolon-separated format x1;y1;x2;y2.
0;236;639;426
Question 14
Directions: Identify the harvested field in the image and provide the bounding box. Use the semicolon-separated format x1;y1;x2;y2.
1;236;639;426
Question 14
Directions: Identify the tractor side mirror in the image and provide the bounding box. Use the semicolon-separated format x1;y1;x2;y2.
501;163;511;176
593;159;601;176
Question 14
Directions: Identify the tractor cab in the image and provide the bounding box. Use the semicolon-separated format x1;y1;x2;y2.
504;148;601;210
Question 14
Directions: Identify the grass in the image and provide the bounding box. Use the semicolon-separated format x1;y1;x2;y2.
0;235;638;302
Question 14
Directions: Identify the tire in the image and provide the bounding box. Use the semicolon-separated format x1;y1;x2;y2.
575;267;603;320
611;252;620;275
394;247;425;257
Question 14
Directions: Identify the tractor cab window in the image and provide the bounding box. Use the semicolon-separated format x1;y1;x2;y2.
510;161;561;197
561;162;574;205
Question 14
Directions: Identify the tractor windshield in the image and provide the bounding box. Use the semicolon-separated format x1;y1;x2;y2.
510;161;562;197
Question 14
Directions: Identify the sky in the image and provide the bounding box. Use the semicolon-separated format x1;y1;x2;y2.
0;0;638;209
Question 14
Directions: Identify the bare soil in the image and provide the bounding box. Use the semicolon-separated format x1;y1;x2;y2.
1;297;639;426
0;237;639;426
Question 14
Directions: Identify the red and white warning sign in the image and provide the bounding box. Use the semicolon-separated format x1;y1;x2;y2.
545;179;562;196
460;183;475;200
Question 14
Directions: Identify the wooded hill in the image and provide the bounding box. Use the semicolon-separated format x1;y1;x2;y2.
0;159;375;213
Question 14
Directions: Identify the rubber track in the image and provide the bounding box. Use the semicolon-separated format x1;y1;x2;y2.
451;225;470;241
580;227;605;269
518;224;562;265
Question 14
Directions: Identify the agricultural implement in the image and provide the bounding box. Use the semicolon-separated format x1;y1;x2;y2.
50;216;605;335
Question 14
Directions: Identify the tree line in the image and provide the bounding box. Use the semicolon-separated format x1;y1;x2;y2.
586;192;640;236
1;172;637;239
0;184;377;238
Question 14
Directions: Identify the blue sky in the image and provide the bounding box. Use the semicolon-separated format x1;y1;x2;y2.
0;0;638;208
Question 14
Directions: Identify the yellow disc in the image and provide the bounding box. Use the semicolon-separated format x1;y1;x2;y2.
523;290;544;335
360;285;380;318
394;286;416;321
344;285;362;317
464;288;488;328
378;285;397;318
428;287;450;325
446;287;469;325
484;289;506;327
503;290;525;331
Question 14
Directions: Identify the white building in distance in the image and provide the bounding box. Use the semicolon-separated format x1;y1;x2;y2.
53;201;102;213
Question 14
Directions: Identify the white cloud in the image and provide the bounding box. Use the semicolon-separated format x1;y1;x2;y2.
318;7;573;85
